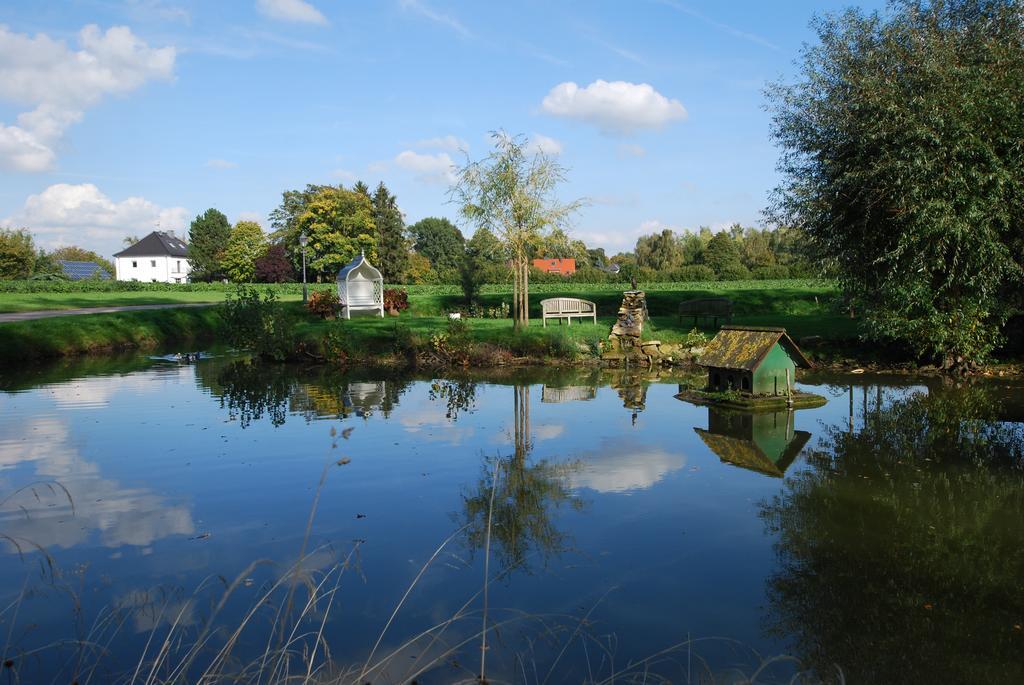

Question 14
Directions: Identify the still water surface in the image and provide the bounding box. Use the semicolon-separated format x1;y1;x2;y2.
1;355;1022;683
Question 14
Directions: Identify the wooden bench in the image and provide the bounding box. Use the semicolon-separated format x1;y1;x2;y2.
540;297;597;326
678;297;733;327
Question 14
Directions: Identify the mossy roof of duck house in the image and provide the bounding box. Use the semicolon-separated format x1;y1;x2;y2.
698;325;812;371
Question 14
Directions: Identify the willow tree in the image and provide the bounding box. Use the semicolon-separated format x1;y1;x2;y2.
452;132;583;329
766;0;1024;369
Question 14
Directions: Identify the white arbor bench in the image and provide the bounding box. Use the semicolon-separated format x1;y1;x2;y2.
540;297;597;326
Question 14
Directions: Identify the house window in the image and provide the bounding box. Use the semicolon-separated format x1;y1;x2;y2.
132;260;137;268
150;260;157;267
176;260;181;272
174;278;181;284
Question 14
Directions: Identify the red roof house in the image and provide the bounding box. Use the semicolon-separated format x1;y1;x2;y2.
532;258;576;275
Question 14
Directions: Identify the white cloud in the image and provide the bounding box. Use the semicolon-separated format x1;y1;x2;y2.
656;0;779;51
0;121;57;172
394;150;456;185
399;0;471;37
331;168;358;182
1;183;188;251
255;0;328;25
0;24;175;171
236;211;264;224
415;134;468;152
527;133;563;156
617;143;646;158
205;158;237;169
541;79;687;135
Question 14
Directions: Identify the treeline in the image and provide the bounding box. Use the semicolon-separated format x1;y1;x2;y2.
185;179;812;288
0;228;115;280
611;224;811;282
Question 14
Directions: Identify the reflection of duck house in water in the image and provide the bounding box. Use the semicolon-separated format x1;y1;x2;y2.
694;408;811;477
541;385;597;403
700;326;812;394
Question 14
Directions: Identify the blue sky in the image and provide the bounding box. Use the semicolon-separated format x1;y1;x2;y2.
0;0;887;259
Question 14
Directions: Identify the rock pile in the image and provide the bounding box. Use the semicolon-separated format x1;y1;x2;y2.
602;290;659;366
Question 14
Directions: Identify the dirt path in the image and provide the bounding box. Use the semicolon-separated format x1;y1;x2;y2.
0;302;216;323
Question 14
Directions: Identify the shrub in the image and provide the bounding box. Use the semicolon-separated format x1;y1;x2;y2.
306;290;340;319
430;317;472;366
752;264;791;280
221;285;296;361
669;265;717;282
460;257;482;304
717;264;752;281
383;288;409;313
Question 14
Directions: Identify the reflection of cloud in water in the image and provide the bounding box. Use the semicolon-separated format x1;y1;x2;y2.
488;422;564;445
115;588;198;633
533;424;564;441
0;417;194;552
399;401;475;445
570;438;687;493
41;370;183;410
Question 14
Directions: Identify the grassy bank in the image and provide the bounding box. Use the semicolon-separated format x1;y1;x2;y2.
0;280;860;365
0;306;223;363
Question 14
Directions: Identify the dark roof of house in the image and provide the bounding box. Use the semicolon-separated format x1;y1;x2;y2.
59;260;111;280
698;325;812;371
114;231;189;258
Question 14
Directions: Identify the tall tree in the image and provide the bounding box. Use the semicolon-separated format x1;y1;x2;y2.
453;132;583;330
371;182;409;283
295;186;377;279
466;227;507;265
407;217;465;273
0;228;36;279
703;232;744;277
187;208;232;281
254;244;294;283
767;0;1024;368
222;221;268;282
635;228;684;271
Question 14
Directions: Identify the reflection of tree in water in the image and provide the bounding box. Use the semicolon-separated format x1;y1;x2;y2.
460;385;582;575
760;384;1024;683
428;378;478;420
207;359;293;427
197;359;409;427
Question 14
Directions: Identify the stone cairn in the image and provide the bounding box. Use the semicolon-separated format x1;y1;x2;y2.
602;290;659;366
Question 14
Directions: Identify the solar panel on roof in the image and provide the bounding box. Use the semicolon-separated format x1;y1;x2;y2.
59;261;111;280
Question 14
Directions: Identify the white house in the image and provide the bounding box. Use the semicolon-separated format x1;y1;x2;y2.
114;231;191;283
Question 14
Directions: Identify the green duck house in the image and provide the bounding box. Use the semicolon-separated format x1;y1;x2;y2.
699;326;812;395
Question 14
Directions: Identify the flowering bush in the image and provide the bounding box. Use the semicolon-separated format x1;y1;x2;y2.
383;288;409;313
306;290;340;319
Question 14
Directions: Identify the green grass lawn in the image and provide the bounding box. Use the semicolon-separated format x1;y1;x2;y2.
0;290;302;312
0;280;858;363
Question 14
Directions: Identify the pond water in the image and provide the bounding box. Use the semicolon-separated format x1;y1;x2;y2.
0;355;1022;684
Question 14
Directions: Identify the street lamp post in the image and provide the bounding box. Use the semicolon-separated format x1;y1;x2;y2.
299;232;309;303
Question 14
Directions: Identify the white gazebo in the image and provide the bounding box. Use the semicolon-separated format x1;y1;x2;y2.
336;252;384;319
